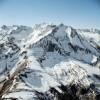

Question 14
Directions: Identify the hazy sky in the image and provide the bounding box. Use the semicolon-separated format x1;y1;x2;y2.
0;0;100;28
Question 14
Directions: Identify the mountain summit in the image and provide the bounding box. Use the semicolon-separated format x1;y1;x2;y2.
0;24;100;100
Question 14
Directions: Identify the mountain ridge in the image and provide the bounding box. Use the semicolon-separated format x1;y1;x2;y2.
0;24;100;100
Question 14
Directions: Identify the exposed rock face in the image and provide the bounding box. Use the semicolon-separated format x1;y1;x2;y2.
0;24;100;100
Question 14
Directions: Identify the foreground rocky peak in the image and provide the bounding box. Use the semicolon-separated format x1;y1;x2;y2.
0;24;100;100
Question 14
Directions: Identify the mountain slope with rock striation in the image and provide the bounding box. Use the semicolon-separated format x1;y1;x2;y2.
0;24;100;100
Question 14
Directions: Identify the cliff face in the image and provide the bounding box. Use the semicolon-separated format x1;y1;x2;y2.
0;24;100;100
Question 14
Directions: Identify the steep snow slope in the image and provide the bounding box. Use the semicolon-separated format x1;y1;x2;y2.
0;24;100;100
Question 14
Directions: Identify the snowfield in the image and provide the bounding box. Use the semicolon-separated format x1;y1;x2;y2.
0;24;100;100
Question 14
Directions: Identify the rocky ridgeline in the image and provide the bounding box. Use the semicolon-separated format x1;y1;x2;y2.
0;24;100;100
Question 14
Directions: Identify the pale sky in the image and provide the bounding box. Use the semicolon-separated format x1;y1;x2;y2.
0;0;100;28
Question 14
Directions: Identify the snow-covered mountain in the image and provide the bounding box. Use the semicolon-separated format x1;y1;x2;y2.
0;24;100;100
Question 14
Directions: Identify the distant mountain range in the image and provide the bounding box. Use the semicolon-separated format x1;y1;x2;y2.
0;23;100;100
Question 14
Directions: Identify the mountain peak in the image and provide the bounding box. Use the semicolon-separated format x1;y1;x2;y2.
0;24;100;100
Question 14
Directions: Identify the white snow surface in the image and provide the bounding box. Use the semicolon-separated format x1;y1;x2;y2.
0;24;100;99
